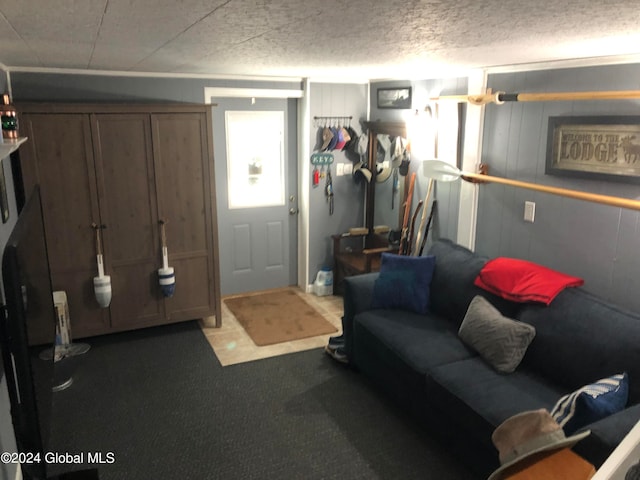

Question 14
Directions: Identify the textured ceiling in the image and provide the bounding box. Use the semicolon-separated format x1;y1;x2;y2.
1;0;640;79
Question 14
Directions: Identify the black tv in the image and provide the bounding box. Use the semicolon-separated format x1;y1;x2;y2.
0;186;56;480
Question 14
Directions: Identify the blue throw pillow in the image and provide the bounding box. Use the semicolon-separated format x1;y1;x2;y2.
551;373;629;435
371;253;436;315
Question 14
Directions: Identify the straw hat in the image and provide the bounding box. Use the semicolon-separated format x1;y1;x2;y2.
488;409;590;480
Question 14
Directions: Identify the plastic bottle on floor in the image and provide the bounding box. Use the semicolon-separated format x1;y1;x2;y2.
314;267;333;296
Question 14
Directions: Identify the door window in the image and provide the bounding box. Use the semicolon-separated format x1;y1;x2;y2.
225;110;285;209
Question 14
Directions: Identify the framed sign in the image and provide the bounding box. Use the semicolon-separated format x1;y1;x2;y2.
546;116;640;183
377;87;412;109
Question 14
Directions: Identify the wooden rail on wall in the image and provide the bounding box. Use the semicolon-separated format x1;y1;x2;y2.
431;90;640;105
424;160;640;213
463;171;640;212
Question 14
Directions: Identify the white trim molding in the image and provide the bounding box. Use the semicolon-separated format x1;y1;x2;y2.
6;65;302;83
456;69;487;251
204;87;304;104
487;53;640;75
298;79;311;291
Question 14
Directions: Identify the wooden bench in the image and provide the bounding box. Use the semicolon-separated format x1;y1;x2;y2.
332;228;394;295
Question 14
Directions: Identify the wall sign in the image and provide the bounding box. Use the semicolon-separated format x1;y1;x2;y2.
546;116;640;183
310;153;334;165
377;87;412;109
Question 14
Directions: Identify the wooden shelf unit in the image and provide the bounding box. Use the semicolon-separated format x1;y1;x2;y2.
17;103;221;337
332;121;407;295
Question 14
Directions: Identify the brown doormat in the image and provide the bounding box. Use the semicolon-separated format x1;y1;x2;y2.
224;289;337;346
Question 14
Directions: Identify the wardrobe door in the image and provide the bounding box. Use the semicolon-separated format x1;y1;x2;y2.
151;111;218;321
18;113;110;337
91;114;164;329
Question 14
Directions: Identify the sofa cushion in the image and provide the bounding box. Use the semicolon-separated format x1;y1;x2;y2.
458;296;536;373
474;257;584;305
518;287;640;404
371;253;436;315
428;239;522;325
342;272;379;357
425;356;564;456
353;309;476;375
551;373;629;435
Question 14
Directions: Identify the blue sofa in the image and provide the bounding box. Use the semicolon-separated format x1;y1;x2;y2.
342;238;640;477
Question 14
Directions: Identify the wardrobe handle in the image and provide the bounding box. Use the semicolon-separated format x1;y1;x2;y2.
91;224;107;255
158;219;168;249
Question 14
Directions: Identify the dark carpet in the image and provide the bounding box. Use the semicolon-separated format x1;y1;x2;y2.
48;321;476;480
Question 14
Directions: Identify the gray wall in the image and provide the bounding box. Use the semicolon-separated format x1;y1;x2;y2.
477;63;640;311
370;77;468;251
11;72;301;103
307;82;368;281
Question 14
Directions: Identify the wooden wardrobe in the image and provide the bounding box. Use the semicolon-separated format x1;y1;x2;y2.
17;103;221;338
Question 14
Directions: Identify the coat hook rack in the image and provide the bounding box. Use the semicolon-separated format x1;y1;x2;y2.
313;116;353;127
313;116;353;120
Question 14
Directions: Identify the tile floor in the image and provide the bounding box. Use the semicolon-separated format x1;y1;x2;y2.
199;287;344;366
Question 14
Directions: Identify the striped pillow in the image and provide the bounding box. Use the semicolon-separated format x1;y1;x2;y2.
551;373;629;434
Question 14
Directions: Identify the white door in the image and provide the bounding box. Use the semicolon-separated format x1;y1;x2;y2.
213;98;298;296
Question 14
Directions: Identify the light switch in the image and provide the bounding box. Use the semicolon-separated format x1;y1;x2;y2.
343;163;353;175
524;201;536;223
336;163;344;176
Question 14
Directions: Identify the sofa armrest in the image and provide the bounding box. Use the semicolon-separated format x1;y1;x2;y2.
344;273;378;317
342;272;378;358
573;403;640;468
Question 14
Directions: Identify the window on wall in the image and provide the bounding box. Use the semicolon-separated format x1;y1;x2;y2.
225;110;285;209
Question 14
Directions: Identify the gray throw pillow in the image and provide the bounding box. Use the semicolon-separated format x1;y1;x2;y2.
458;295;536;373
